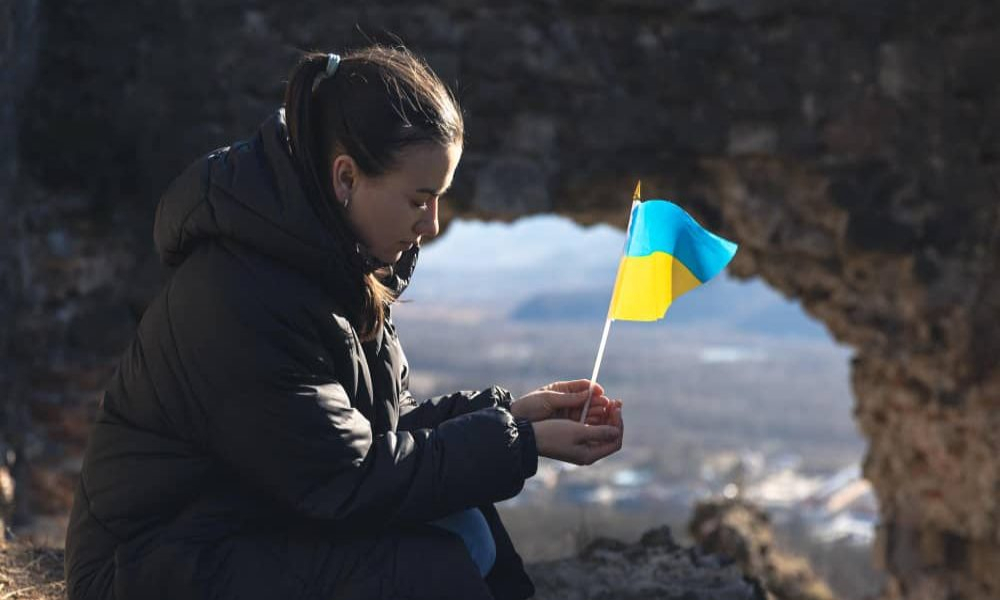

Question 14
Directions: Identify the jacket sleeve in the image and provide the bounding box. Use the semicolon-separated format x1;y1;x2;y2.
397;385;517;432
166;254;538;531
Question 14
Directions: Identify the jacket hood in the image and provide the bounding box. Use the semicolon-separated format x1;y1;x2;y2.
153;109;418;297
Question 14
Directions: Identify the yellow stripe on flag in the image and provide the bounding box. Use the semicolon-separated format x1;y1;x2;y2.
608;252;702;321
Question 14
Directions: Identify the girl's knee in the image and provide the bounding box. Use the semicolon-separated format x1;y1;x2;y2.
388;526;494;598
477;536;497;577
427;508;496;576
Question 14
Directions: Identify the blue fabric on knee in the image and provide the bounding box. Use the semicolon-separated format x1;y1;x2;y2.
427;507;496;577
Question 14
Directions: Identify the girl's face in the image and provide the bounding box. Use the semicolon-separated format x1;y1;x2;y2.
331;142;461;265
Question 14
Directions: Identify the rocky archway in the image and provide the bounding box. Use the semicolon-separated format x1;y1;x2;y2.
2;1;998;597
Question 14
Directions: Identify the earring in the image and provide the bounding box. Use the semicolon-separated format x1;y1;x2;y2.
343;195;351;209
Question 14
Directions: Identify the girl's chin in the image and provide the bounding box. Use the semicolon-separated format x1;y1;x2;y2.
375;249;403;264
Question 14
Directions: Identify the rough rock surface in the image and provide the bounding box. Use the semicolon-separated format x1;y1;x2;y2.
527;526;765;600
1;1;999;598
689;499;835;600
0;524;766;600
0;540;64;600
0;0;42;540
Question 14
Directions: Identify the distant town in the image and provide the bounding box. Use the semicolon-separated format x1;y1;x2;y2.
506;446;877;547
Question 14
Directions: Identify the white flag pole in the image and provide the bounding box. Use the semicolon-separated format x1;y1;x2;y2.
578;315;613;423
579;183;642;424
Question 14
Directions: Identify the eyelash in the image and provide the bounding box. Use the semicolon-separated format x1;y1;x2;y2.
412;196;441;209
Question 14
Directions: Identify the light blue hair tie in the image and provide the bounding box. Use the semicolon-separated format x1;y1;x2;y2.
312;53;340;91
325;53;341;77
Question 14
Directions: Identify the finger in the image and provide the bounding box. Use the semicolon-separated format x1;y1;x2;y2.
554;379;605;397
582;408;623;448
568;395;611;422
588;394;611;407
585;380;606;397
550;388;605;409
584;405;609;423
612;405;624;445
608;403;623;429
585;400;609;414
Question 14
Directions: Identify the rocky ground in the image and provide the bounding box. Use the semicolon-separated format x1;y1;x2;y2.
528;525;766;600
0;499;843;600
0;542;64;600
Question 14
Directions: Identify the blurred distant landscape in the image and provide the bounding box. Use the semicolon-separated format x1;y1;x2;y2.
396;215;858;467
393;216;880;598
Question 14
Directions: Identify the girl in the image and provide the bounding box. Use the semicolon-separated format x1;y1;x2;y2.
64;44;624;600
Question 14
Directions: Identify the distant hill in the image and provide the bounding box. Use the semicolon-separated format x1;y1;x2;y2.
510;280;830;340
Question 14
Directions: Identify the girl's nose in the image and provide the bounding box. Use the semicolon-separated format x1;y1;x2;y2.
414;198;439;238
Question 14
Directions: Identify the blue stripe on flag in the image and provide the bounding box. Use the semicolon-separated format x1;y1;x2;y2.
624;200;738;283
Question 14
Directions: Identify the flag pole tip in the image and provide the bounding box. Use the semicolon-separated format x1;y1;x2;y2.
632;180;642;202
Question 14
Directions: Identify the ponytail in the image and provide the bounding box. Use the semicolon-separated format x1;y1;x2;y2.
283;52;396;342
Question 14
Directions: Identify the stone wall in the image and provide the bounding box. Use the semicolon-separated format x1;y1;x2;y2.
1;0;41;529
2;1;999;597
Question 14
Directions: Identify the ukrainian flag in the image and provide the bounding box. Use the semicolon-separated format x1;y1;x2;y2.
609;196;738;321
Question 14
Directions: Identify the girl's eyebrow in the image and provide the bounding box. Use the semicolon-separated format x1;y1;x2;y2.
416;184;451;196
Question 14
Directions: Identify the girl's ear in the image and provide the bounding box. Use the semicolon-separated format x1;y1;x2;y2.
331;154;360;202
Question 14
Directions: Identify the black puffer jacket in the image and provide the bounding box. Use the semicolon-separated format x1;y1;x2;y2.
64;110;539;600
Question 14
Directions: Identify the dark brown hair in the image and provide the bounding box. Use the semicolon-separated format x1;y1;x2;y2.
283;44;464;341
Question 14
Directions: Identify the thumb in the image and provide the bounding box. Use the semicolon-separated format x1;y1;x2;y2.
551;388;593;407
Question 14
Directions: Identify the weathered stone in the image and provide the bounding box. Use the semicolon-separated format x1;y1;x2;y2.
473;156;551;215
529;521;765;600
690;499;837;600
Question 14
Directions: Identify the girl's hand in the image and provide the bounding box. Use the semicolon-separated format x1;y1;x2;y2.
531;402;624;465
510;379;613;424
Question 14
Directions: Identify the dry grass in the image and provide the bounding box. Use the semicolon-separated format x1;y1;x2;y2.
0;542;65;600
